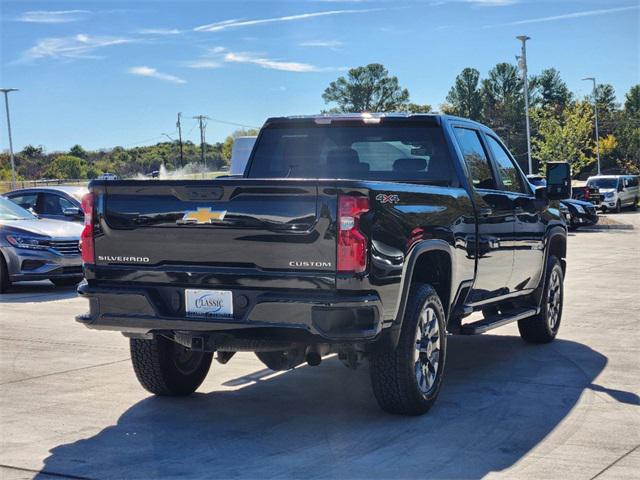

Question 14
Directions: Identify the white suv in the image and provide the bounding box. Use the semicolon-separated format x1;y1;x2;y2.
587;175;639;213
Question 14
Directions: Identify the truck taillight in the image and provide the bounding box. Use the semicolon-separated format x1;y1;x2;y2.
81;193;95;264
337;195;369;273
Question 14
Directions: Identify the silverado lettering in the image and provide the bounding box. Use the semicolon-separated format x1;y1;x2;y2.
77;113;570;416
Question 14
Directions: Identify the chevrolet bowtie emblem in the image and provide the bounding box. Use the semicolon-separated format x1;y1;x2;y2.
178;207;227;224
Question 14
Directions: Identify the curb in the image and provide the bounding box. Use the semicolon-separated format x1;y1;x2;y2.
579;224;634;231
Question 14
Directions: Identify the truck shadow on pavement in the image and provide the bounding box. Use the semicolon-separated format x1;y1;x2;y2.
37;335;637;480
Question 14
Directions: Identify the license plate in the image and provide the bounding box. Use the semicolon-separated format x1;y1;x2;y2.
185;289;233;318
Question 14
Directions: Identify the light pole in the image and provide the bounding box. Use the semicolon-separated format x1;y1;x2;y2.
582;77;601;175
516;36;532;175
1;88;18;189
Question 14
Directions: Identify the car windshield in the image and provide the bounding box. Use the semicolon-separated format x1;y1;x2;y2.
247;122;457;186
0;197;37;221
588;178;618;189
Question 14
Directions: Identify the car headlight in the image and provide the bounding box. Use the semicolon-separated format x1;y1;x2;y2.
574;205;585;213
605;192;614;198
6;235;50;250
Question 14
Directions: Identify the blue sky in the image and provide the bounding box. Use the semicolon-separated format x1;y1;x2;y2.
1;0;638;152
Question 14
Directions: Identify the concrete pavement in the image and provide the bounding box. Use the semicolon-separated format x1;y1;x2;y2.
1;215;638;479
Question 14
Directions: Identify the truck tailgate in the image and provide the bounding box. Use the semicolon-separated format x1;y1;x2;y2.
94;179;335;273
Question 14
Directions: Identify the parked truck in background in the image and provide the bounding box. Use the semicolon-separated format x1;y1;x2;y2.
76;114;570;415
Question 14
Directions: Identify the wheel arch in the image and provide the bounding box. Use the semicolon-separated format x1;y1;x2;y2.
383;240;455;349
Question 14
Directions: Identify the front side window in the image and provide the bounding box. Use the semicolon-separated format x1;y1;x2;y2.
485;135;526;194
248;123;457;186
41;194;67;215
452;127;496;190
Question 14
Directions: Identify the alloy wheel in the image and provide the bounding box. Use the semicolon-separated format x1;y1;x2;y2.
546;269;562;330
414;306;441;396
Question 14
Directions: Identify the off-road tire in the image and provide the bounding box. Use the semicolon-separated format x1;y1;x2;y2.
369;283;447;416
130;336;212;396
0;254;10;293
51;276;83;287
518;256;564;344
255;349;306;371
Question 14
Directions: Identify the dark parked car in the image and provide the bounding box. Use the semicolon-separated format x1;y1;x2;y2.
77;113;570;416
561;199;598;230
5;186;87;223
0;197;83;292
571;183;601;207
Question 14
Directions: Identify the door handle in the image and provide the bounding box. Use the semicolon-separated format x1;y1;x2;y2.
478;208;493;217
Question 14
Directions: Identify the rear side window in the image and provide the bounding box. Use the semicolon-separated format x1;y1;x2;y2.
453;127;496;190
8;193;38;212
247;123;458;186
485;135;526;194
41;193;69;215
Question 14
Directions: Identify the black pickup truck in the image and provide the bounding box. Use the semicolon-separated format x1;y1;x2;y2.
77;114;570;415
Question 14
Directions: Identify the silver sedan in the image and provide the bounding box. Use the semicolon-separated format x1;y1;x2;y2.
0;197;83;292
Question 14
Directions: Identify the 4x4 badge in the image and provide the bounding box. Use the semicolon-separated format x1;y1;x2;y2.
376;193;400;204
177;207;227;224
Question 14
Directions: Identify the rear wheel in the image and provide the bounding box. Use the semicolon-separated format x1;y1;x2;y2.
51;276;83;287
130;336;212;396
518;256;564;344
0;254;10;293
632;197;638;211
369;283;447;416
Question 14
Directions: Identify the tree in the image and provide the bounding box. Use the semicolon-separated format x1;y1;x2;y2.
624;84;640;117
42;155;87;179
531;101;595;175
531;68;572;113
444;68;482;120
69;144;87;159
480;63;526;166
402;103;432;113
322;64;410;112
595;83;618;114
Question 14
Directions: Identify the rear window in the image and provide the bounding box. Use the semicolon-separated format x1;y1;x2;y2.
247;123;457;186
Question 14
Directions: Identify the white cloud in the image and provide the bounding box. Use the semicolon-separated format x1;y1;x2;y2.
17;10;90;23
128;66;186;84
300;40;343;48
223;52;322;72
189;46;343;73
194;9;381;32
485;5;639;27
21;34;135;61
185;60;222;69
137;28;182;35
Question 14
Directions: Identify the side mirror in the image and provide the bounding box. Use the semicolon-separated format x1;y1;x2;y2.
545;162;571;200
63;207;81;216
618;184;625;192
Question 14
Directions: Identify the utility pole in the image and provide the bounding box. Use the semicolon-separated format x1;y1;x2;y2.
516;36;533;175
1;88;18;189
193;115;209;169
582;77;601;175
176;112;184;167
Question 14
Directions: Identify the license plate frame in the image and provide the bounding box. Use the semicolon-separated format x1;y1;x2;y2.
185;289;233;318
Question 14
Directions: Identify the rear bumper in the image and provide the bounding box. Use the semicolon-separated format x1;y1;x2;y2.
77;283;383;342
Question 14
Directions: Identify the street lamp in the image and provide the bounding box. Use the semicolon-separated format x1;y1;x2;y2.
516;36;533;175
0;88;19;189
582;77;601;175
